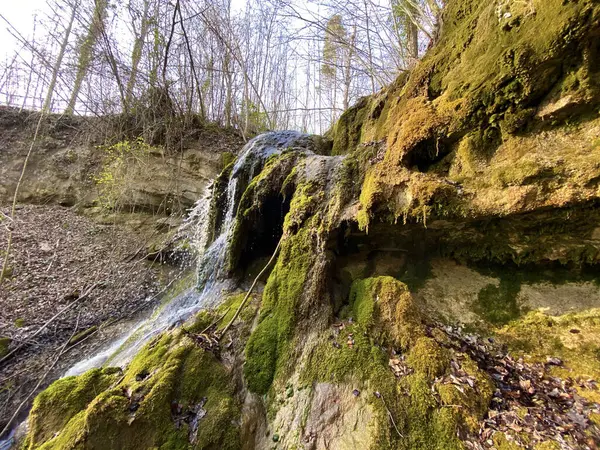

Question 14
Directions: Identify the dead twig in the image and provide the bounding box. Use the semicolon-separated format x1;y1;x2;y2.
199;307;231;335
375;392;404;439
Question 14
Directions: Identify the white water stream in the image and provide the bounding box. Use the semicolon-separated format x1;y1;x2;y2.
64;131;311;375
0;131;319;448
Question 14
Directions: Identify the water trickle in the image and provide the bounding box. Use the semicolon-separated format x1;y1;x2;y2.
64;131;315;375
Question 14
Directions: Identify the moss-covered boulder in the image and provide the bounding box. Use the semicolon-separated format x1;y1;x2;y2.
24;331;240;450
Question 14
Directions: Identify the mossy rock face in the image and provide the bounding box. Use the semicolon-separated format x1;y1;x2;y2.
25;330;240;450
243;224;315;395
349;276;423;348
298;276;494;450
348;0;600;231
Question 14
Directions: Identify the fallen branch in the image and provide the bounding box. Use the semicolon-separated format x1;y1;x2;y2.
0;282;100;365
217;237;282;340
199;307;230;335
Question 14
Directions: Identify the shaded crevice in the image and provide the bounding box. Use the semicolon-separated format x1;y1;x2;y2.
236;193;291;274
403;137;452;173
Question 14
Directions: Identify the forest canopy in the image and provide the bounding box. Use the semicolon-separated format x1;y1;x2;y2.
0;0;442;137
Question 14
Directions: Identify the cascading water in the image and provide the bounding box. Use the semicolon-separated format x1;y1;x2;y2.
65;131;315;375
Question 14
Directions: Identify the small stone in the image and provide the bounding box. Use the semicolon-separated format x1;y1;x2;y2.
352;389;360;397
546;357;563;366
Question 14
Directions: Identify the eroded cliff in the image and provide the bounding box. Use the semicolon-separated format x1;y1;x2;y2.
18;0;600;449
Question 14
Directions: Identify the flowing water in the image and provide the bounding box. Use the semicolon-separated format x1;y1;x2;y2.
64;131;314;376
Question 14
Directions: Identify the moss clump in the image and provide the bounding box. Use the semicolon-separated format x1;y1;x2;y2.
396;352;493;450
495;309;600;381
221;151;235;169
349;0;600;230
25;330;240;450
68;326;98;346
474;279;522;325
243;224;313;394
0;337;10;358
300;322;399;449
329;97;371;156
301;322;392;386
27;367;122;447
397;372;462;450
406;337;450;378
349;276;422;348
301;275;494;449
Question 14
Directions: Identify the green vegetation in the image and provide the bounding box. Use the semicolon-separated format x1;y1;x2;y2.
0;337;11;358
93;138;154;211
27;367;122;446
243;223;314;394
67;326;98;346
349;276;422;348
301;276;493;449
25;329;240;450
352;0;600;230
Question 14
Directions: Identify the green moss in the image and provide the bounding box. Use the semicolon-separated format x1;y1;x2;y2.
27;367;122;447
406;337;450;378
301;275;494;450
534;442;561;450
490;159;545;187
300;323;399;448
474;279;522;325
343;0;600;229
492;432;521;450
495;309;600;380
0;337;10;358
67;326;98;346
221;151;235;169
243;225;313;394
26;329;240;450
349;276;422;349
330;97;371;156
302;323;390;385
14;318;25;328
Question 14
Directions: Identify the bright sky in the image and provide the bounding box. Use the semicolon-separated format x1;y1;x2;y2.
0;0;249;62
0;0;42;57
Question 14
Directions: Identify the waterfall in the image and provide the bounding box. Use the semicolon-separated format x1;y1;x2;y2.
64;131;314;375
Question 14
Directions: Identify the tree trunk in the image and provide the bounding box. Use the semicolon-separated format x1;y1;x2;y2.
43;1;77;112
125;0;152;111
65;0;109;114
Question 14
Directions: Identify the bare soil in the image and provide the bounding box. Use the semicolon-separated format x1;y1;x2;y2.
0;204;163;431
